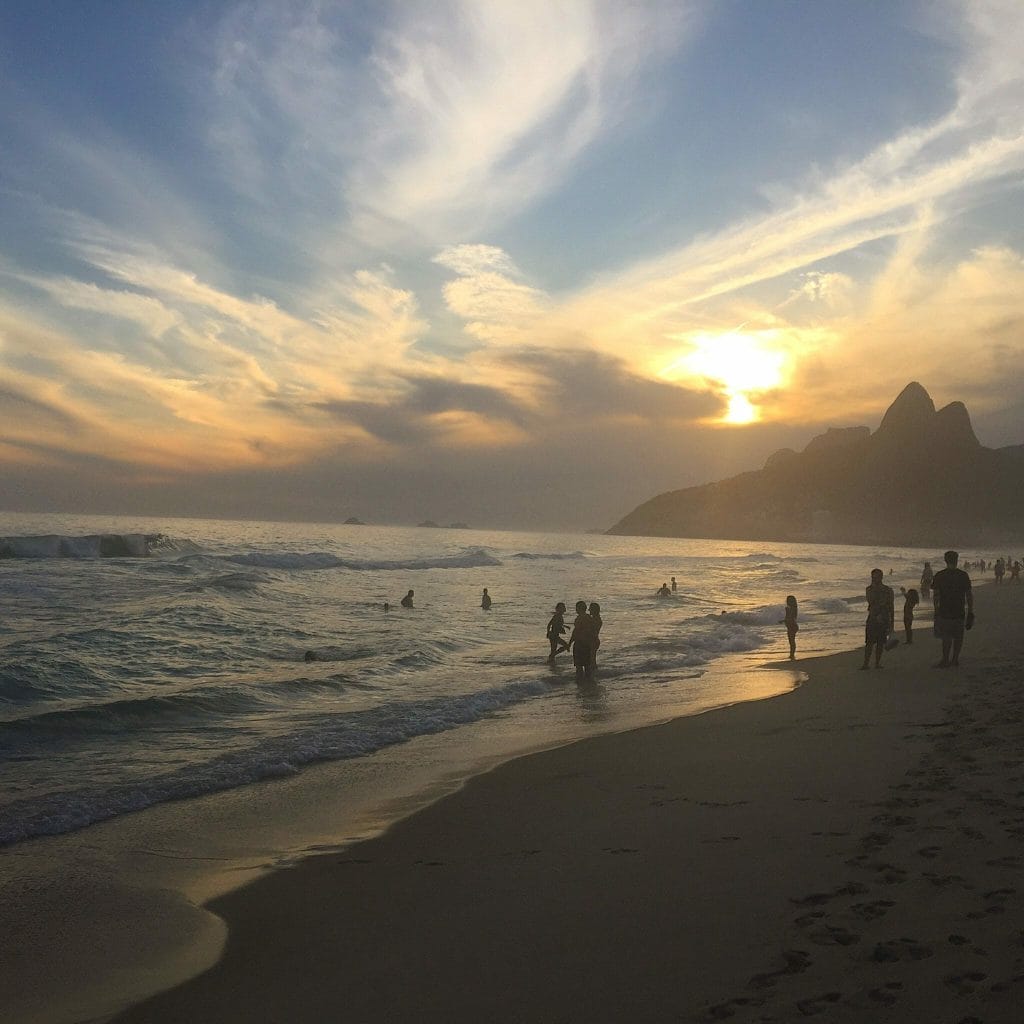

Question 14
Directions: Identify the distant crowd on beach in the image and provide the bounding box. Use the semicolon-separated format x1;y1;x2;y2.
301;549;1018;676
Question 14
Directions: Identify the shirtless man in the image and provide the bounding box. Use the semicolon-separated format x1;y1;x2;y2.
861;568;895;669
931;550;974;667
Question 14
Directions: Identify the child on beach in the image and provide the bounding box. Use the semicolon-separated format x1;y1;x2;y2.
546;602;570;660
782;595;798;660
903;587;920;644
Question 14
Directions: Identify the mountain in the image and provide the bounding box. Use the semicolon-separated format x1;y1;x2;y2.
608;383;1023;547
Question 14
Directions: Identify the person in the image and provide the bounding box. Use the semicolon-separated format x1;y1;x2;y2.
903;587;920;644
546;602;570;660
304;650;317;662
383;602;390;612
920;562;934;603
861;568;895;669
657;583;672;598
481;588;492;610
588;602;603;669
670;577;677;592
931;550;974;668
1012;560;1021;582
782;595;798;660
400;589;414;608
568;600;597;679
994;557;1005;584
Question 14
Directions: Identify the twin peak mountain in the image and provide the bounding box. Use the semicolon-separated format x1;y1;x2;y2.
608;382;1023;547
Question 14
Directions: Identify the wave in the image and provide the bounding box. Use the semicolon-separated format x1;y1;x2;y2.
221;546;502;572
510;551;586;560
0;533;193;559
0;678;549;846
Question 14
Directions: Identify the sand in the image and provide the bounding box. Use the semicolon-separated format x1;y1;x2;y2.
94;579;1024;1023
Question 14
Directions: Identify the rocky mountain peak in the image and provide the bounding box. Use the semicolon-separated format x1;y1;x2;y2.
875;381;936;438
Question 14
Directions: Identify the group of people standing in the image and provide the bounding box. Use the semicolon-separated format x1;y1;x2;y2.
546;600;602;679
861;550;974;669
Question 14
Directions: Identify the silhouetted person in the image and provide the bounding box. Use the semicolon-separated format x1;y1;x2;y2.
569;600;597;679
994;558;1005;583
670;577;677;592
546;602;569;660
782;595;798;660
383;602;390;612
481;588;492;610
657;583;672;598
903;588;920;644
932;550;973;668
920;562;934;604
588;602;603;669
1012;560;1021;582
401;589;414;608
861;568;895;669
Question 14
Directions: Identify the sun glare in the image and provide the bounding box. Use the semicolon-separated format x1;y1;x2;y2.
664;331;786;424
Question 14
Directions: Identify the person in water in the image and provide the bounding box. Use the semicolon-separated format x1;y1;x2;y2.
861;568;895;669
481;588;492;610
568;600;597;679
670;577;677;592
588;602;603;669
782;595;798;660
920;562;934;603
657;583;672;598
304;650;317;662
400;589;414;608
903;587;920;644
546;602;570;660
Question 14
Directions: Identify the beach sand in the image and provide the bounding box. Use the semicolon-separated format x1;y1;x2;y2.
96;580;1024;1023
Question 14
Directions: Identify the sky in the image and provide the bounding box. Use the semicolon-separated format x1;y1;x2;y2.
1;0;1023;531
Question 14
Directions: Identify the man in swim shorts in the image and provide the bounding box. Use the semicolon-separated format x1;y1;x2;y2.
931;550;974;667
861;568;895;669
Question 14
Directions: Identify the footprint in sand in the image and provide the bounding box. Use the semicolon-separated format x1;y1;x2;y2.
806;924;861;947
850;899;896;921
869;938;934;963
795;992;842;1016
943;971;987;995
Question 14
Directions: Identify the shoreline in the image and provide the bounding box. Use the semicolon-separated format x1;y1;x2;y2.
106;582;1024;1023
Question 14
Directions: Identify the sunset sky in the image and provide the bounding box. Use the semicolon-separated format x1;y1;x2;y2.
1;0;1023;530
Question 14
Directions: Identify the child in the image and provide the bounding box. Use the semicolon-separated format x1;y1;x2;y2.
903;587;919;644
568;600;597;678
783;595;798;660
546;602;569;660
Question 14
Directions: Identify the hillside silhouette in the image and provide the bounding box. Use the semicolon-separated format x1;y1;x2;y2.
608;382;1023;547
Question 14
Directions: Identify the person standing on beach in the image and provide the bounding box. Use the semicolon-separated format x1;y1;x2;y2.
861;568;895;669
546;602;569;660
903;587;920;644
568;600;597;679
994;558;1005;584
931;550;974;668
782;595;798;660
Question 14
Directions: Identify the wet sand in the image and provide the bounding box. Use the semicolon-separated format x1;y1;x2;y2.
106;580;1024;1023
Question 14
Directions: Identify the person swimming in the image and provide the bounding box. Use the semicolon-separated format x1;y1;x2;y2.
401;589;414;608
657;583;672;598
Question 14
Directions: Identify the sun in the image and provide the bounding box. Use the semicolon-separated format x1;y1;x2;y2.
663;331;787;424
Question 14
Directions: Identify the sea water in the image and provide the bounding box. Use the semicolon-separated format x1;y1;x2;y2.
0;511;941;848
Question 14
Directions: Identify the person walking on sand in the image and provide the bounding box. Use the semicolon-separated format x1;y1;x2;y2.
568;600;598;680
861;568;895;669
994;557;1005;584
903;587;920;644
400;589;415;608
782;595;798;660
481;588;492;610
546;602;570;660
931;550;974;668
588;602;603;670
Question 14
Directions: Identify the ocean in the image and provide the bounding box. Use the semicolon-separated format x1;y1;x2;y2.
0;511;941;849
